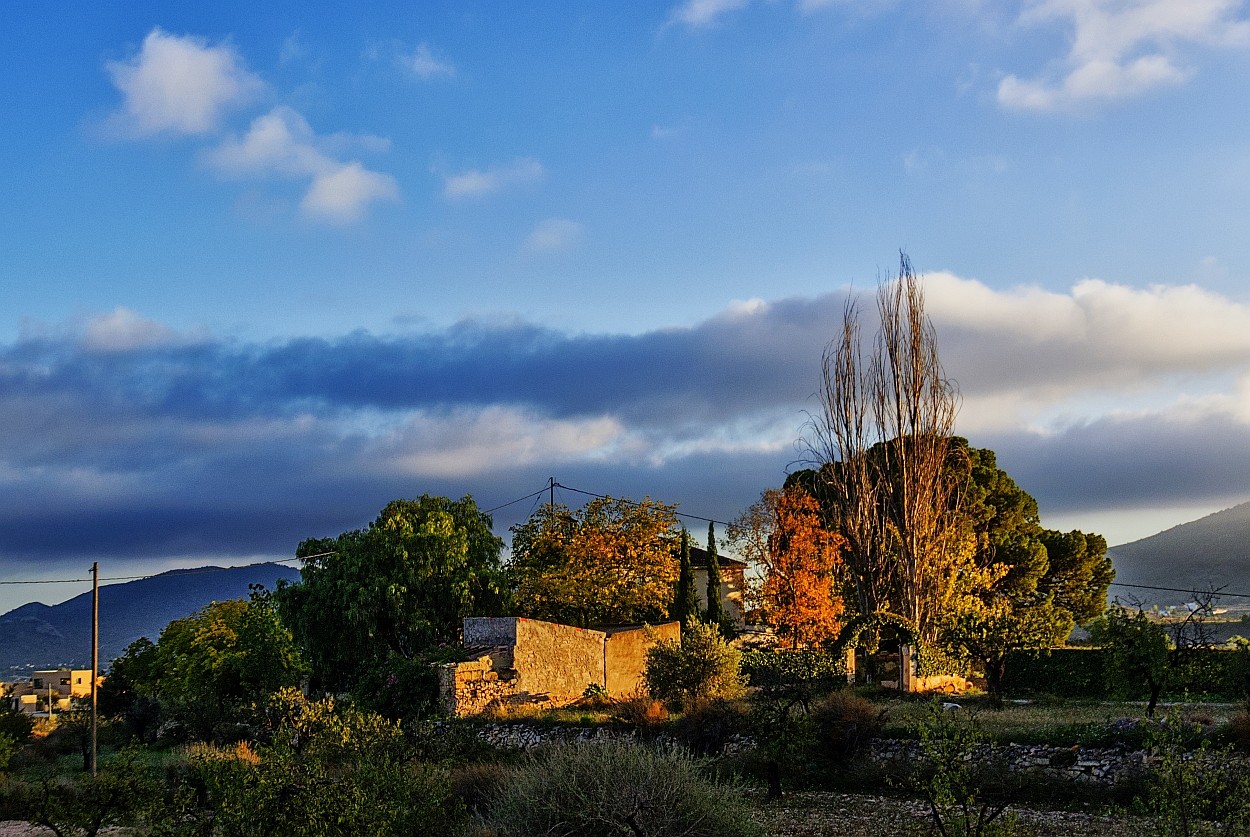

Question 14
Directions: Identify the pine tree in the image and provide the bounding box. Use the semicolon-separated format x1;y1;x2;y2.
705;521;725;628
672;528;700;627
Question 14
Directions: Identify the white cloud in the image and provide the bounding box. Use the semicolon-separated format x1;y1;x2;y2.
106;28;263;136
524;218;583;252
403;43;455;80
916;271;1250;434
998;0;1250;111
79;308;180;353
302;163;400;223
669;0;751;28
440;158;544;199
377;408;630;477
206;106;398;223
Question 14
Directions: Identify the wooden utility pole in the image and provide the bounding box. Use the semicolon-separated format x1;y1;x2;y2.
91;561;99;776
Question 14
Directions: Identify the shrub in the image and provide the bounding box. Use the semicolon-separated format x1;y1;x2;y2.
611;689;670;730
1137;716;1250;836
673;698;751;756
902;702;1022;837
480;740;762;837
644;621;746;711
195;697;465;837
449;761;509;816
809;690;886;763
1225;710;1250;753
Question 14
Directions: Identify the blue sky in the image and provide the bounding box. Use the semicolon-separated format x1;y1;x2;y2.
4;0;1250;612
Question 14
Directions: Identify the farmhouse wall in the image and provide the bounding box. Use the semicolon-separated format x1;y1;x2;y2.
442;617;681;716
604;622;680;695
512;618;606;701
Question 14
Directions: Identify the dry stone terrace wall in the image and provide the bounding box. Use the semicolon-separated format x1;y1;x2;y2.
442;617;680;717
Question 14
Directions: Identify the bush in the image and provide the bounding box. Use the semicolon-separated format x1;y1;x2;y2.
673;698;751;756
195;696;465;837
449;761;508;816
809;690;886;764
902;702;1023;837
1137;716;1250;836
610;689;669;730
644;621;745;711
480;740;762;837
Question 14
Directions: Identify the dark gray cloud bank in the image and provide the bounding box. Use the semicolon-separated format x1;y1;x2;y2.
4;276;1250;579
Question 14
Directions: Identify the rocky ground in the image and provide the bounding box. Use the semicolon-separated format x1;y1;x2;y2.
748;791;1149;837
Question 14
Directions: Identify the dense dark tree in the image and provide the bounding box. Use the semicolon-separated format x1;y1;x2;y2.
672;529;700;627
704;522;726;628
276;495;506;694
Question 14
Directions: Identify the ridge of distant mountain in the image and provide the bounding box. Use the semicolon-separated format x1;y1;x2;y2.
1108;501;1250;606
0;563;300;676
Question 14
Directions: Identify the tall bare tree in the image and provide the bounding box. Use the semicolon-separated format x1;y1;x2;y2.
807;253;963;644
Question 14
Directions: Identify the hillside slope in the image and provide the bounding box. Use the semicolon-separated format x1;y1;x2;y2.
1108;501;1250;606
0;563;300;675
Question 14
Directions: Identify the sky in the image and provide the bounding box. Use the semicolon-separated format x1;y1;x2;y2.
4;0;1250;613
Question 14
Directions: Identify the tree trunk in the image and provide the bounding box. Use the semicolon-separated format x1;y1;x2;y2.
985;658;1006;710
766;759;783;801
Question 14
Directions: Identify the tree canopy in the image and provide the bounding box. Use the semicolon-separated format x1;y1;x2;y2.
729;485;846;649
275;495;506;694
508;496;679;627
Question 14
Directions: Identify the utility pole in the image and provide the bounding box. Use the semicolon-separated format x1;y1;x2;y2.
549;476;555;509
91;561;99;776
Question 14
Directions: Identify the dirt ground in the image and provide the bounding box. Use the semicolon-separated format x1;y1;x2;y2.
747;791;1150;837
0;795;1154;837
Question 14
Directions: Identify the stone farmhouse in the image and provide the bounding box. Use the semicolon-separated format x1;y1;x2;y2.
689;545;748;627
440;617;680;716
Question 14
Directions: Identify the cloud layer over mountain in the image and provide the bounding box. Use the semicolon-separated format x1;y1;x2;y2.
4;271;1250;575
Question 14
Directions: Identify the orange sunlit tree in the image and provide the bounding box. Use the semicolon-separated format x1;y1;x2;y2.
730;485;846;649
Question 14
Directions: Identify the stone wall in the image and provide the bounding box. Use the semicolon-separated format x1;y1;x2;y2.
441;617;681;716
438;655;523;718
512;618;606;702
604;622;681;694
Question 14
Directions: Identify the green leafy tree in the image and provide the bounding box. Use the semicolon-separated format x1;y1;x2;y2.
1089;603;1171;717
276;495;506;695
509;496;679;627
98;638;163;742
644;621;745;711
152;594;308;739
672;529;700;627
704;522;726;627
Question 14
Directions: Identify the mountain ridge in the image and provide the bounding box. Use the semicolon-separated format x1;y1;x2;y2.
0;563;300;676
1108;500;1250;606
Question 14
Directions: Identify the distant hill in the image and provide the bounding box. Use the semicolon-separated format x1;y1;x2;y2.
1108;501;1250;606
0;563;300;677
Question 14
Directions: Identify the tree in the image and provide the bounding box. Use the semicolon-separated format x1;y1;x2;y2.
275;495;507;695
729;485;845;649
1089;603;1171;717
796;440;1111;698
704;522;726;628
1037;529;1114;625
672;529;700;627
98;638;163;742
806;254;964;645
508;496;679;627
97;594;308;741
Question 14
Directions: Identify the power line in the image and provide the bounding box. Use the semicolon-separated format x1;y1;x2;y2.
484;487;550;514
1109;581;1250;600
552;481;733;528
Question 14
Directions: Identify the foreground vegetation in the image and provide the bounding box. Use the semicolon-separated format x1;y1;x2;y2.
3;681;1250;837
